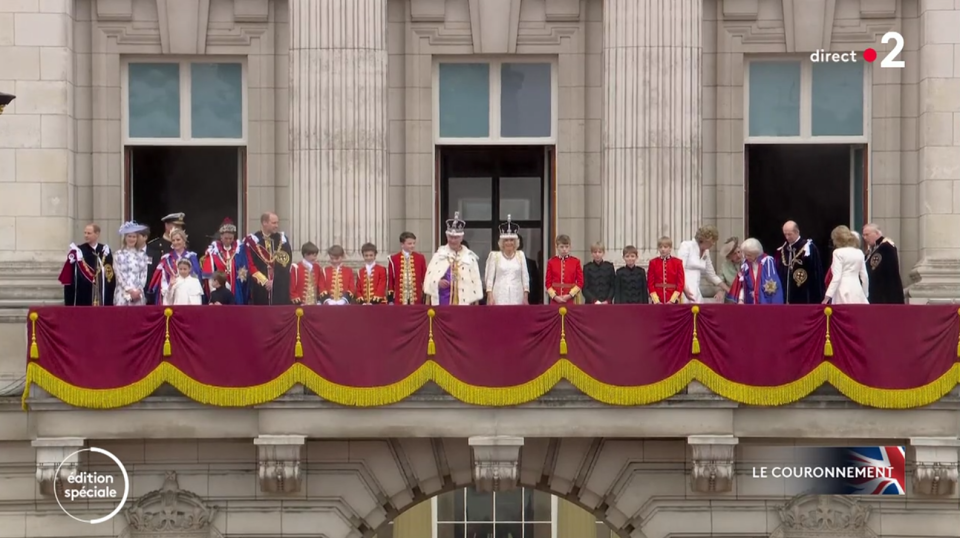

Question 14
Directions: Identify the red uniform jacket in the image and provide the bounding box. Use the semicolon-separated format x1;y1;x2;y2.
321;265;355;303
647;256;685;304
290;261;325;305
387;251;426;304
545;255;584;301
356;264;388;304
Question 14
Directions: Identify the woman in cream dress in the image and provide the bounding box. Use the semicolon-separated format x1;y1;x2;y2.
484;216;530;305
677;225;729;303
823;225;869;305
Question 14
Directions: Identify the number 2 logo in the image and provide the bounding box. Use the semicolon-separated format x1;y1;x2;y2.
880;31;904;68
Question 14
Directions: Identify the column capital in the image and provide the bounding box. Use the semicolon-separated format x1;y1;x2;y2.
255;435;306;493
32;437;86;496
910;437;959;496
687;435;738;493
469;436;524;492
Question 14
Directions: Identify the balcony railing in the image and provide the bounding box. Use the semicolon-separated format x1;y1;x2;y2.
22;304;960;410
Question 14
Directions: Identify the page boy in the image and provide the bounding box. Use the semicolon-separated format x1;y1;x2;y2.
290;241;325;305
545;234;583;304
582;242;616;304
614;245;648;304
209;271;236;305
320;244;354;305
647;237;685;304
387;231;426;304
356;242;387;305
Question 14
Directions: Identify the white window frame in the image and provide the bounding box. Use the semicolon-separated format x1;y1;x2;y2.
743;56;871;144
433;57;559;146
121;57;248;146
431;490;559;538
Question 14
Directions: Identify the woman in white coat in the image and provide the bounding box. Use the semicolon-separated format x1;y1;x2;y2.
484;216;530;305
677;225;729;303
823;225;869;304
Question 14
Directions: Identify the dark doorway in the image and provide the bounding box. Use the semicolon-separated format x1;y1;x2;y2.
438;146;550;303
746;144;859;276
128;146;243;251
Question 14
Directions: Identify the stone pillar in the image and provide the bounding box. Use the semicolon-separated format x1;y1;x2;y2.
0;1;77;263
907;3;960;302
600;0;702;257
392;500;431;538
557;499;598;538
289;0;389;260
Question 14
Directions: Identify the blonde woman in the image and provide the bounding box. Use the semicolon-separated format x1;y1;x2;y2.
677;225;728;303
484;216;530;305
823;225;869;305
113;221;150;306
149;228;201;304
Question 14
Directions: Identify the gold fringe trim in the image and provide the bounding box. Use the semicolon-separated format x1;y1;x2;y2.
559;306;568;356
823;306;833;357
29;311;38;359
23;359;960;410
163;308;173;357
295;308;304;358
427;308;436;356
691;306;701;355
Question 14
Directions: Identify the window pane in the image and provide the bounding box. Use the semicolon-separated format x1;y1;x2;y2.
466;523;493;538
748;61;801;137
500;177;542;220
500;63;552;138
438;490;463;522
448;177;492;221
128;63;180;138
523;523;552;538
811;62;864;136
464;228;493;282
495;489;523;522
439;63;490;138
527;490;551;522
495;523;522;538
466;488;494;522
438;523;464;538
191;63;243;139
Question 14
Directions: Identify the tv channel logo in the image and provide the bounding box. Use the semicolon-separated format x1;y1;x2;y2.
810;31;905;68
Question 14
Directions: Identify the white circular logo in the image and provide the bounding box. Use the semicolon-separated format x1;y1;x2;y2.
54;447;130;524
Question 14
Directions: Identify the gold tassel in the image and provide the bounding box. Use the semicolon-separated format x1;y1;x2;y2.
163;308;173;357
956;308;960;357
691;305;701;355
28;312;38;359
823;306;834;357
295;308;304;358
427;308;436;356
559;306;568;355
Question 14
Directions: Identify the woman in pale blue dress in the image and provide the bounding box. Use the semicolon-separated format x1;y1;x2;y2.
113;221;150;306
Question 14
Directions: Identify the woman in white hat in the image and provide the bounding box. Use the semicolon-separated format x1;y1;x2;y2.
114;221;151;305
484;216;530;305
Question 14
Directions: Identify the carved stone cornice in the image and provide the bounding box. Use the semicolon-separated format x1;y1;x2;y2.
772;495;875;538
687;435;737;493
156;0;211;54
233;0;269;23
722;0;760;21
467;0;522;54
910;437;960;496
33;437;85;497
255;435;305;494
96;0;133;21
469;436;523;492
124;472;219;537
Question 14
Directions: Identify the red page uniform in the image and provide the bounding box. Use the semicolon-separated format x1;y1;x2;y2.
321;265;355;305
647;256;685;304
356;263;388;304
290;260;325;305
387;251;426;304
545;255;584;302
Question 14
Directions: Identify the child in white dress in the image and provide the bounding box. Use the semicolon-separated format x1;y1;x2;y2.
166;259;205;305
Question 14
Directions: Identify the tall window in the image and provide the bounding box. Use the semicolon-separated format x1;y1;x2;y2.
744;59;867;142
434;488;554;538
434;59;558;145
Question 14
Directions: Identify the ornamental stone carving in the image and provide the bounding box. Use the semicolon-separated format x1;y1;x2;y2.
771;495;875;538
910;438;960;496
33;437;85;496
469;436;524;492
688;435;738;493
123;472;220;538
255;435;305;493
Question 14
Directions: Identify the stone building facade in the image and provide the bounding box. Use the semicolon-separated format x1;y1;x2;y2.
2;0;960;537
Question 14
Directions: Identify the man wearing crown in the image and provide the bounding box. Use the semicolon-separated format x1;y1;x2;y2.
200;218;248;304
424;212;483;306
244;212;293;305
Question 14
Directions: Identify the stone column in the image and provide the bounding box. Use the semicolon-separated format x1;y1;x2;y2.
289;0;389;260
600;0;702;257
907;3;960;302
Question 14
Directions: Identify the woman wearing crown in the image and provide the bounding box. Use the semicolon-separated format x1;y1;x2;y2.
484;216;530;305
200;218;248;304
424;212;484;306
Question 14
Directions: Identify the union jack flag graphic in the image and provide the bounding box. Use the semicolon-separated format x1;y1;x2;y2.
843;446;906;495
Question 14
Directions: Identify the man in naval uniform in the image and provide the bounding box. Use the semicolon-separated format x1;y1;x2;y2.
862;223;905;304
424;212;483;306
777;220;824;304
145;212;185;304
